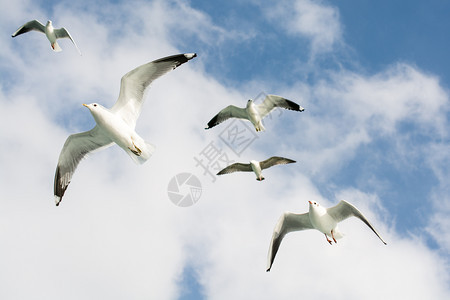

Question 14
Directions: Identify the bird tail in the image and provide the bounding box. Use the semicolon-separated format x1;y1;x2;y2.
255;122;266;132
331;228;344;240
127;141;156;164
51;42;62;52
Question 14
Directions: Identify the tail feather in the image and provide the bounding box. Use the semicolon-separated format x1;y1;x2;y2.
127;142;155;164
255;122;266;132
51;42;62;52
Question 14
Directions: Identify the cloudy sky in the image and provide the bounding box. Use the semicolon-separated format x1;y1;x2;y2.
1;0;449;299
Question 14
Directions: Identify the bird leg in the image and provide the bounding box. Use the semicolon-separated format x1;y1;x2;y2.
331;230;337;243
325;234;333;245
128;141;142;156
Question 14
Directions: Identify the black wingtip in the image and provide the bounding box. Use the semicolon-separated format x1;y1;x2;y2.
266;268;271;272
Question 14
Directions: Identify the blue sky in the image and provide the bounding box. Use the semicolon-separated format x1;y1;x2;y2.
0;0;449;299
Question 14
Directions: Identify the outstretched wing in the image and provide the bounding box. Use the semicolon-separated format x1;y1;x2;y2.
327;200;387;245
205;105;248;129
260;156;296;170
54;27;82;55
54;126;113;206
216;162;252;175
111;53;197;128
267;212;313;272
256;94;304;119
12;20;45;37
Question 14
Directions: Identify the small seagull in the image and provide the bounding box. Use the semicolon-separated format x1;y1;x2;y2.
217;156;296;181
54;53;197;206
12;20;81;55
205;94;304;132
266;200;387;272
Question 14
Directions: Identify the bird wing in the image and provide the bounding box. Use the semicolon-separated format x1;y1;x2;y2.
11;20;45;37
205;105;248;129
259;156;296;170
54;27;82;55
111;53;197;129
267;212;313;272
54;126;113;206
216;162;252;175
327;200;387;245
256;94;304;118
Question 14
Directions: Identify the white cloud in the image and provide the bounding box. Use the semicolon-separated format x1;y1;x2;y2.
0;0;449;299
263;0;343;56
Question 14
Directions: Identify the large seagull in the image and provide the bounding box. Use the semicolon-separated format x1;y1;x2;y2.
12;20;81;55
266;200;387;271
205;95;304;132
54;53;197;206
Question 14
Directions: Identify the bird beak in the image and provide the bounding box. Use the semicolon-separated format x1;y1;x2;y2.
308;201;312;204
82;104;88;108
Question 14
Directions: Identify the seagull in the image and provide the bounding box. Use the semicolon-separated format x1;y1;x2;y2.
205;94;304;131
54;53;197;206
12;20;81;55
266;200;386;272
217;156;296;181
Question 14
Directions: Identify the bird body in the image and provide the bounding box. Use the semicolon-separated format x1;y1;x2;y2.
246;100;265;131
250;160;264;181
82;103;153;164
12;20;81;55
205;95;304;131
44;21;57;49
216;156;296;181
266;200;386;271
308;201;343;242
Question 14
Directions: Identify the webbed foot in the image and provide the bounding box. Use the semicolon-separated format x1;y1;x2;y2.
128;141;142;156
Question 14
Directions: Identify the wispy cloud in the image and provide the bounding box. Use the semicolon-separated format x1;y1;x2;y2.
0;0;449;299
262;0;343;57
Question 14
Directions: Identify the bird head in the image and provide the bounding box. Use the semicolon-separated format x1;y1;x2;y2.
82;103;104;118
83;103;108;124
82;103;100;110
246;99;254;107
46;20;52;26
308;201;320;208
308;201;326;215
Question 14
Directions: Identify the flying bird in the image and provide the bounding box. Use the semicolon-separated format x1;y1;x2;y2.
217;156;296;181
205;94;304;131
266;200;387;272
12;20;81;55
54;53;197;206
